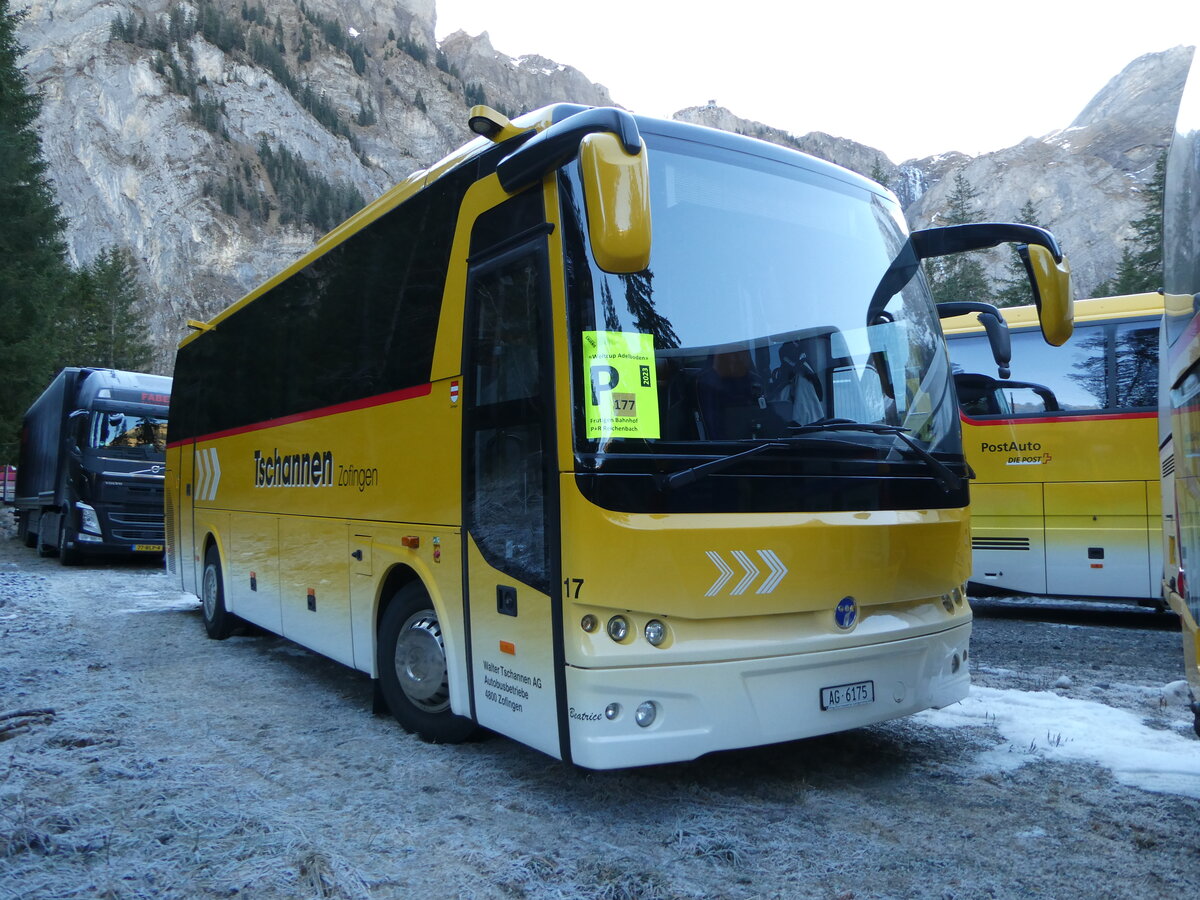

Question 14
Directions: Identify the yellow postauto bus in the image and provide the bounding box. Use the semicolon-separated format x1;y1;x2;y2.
1160;55;1200;739
167;104;1072;768
944;295;1162;601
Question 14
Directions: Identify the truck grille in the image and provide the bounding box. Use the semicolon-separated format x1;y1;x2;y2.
109;511;165;544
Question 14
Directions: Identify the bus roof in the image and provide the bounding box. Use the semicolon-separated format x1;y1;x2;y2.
180;105;893;350
941;293;1163;336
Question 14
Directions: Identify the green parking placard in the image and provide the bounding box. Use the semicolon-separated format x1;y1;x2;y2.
581;331;660;439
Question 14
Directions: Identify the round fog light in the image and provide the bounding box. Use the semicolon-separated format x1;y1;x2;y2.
644;619;666;646
635;701;657;728
607;616;629;642
941;593;954;612
605;703;621;720
581;614;598;633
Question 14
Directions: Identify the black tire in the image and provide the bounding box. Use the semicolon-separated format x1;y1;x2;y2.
201;545;236;640
58;511;81;566
36;516;58;558
19;512;36;548
377;582;477;743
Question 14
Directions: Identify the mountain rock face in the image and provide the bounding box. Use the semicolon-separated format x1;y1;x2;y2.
903;46;1195;292
13;2;1195;369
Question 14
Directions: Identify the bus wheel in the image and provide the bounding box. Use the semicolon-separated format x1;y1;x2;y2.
201;546;236;640
378;583;477;744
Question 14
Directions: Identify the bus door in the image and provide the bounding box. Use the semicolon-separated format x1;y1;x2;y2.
175;441;198;593
461;201;564;760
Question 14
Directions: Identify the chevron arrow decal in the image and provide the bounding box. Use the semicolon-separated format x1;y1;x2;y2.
195;447;221;501
756;550;788;594
705;550;789;596
705;551;735;596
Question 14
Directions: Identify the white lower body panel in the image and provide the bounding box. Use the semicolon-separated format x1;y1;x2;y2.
566;622;971;769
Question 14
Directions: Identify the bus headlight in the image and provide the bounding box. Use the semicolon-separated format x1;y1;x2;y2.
941;593;954;612
581;614;598;633
605;703;621;720
635;701;657;728
644;619;666;646
606;616;629;642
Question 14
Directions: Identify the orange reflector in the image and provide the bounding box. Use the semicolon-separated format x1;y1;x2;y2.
1090;563;1103;569
401;536;420;548
499;640;516;655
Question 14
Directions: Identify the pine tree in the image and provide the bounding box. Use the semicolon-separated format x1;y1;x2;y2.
0;0;74;463
924;171;993;305
57;248;153;370
1092;152;1165;296
1130;152;1166;288
995;199;1045;307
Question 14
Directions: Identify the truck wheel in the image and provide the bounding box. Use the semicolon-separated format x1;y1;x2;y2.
36;517;58;558
201;545;236;640
377;582;477;744
58;512;80;566
19;512;36;548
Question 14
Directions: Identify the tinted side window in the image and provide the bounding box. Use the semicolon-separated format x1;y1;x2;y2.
171;166;474;441
948;319;1158;418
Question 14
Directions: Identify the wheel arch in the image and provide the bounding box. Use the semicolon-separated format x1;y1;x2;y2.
371;561;471;719
375;563;424;636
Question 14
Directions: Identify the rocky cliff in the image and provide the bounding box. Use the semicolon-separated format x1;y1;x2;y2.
13;2;1195;368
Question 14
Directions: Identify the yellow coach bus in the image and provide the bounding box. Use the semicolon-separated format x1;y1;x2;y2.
1160;55;1200;739
944;294;1162;601
167;104;1072;768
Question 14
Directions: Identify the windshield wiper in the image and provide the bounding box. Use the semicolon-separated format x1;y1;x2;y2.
787;421;964;492
656;442;788;492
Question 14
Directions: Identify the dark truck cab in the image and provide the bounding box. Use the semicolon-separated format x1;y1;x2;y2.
15;368;172;564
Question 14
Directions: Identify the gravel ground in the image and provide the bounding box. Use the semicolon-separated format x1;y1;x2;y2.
2;520;1199;900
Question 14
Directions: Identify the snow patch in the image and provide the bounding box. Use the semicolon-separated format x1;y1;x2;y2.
918;686;1200;799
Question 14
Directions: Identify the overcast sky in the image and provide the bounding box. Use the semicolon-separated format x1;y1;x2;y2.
434;0;1193;162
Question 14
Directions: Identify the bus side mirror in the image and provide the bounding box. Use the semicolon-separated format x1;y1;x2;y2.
938;301;1011;378
910;223;1074;347
578;132;652;273
495;107;651;273
1020;243;1073;346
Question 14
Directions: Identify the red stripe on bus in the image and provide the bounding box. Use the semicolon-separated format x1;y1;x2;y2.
960;410;1156;426
166;383;433;448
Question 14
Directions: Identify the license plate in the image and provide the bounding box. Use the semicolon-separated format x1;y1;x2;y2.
820;680;875;710
134;544;164;552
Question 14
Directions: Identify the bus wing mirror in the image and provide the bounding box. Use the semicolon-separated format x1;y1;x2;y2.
1019;243;1073;346
578;132;651;273
938;301;1011;378
912;223;1073;347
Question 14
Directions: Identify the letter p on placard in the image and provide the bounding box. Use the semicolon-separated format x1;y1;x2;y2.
581;331;660;440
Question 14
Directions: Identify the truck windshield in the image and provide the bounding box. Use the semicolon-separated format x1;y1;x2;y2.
89;412;168;458
563;130;959;468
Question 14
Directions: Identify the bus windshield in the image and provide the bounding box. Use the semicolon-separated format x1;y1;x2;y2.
564;131;958;465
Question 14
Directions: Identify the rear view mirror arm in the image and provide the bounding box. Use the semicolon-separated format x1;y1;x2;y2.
496;107;643;194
